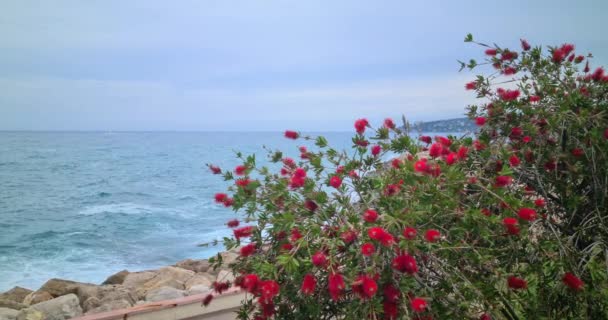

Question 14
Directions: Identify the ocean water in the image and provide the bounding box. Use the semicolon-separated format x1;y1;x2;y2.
0;131;363;291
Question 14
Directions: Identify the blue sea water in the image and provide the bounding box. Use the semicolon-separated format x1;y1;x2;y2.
0;131;364;291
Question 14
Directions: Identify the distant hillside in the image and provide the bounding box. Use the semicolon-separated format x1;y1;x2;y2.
411;117;476;133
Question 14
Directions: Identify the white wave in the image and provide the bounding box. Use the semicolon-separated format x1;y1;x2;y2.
78;203;158;216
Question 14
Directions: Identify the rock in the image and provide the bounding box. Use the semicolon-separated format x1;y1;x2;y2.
27;294;82;320
0;307;19;320
220;251;239;266
184;274;212;290
82;297;101;313
186;285;211;296
0;300;26;311
80;285;135;313
0;287;33;304
174;259;210;273
38;279;94;298
22;292;53;306
144;287;185;302
216;270;235;283
15;309;44;320
122;271;157;290
135;267;194;298
101;270;129;285
85;299;131;315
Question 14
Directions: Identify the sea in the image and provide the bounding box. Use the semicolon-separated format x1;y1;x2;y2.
0;131;451;291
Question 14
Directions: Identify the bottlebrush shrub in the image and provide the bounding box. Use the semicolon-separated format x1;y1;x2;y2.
205;35;608;319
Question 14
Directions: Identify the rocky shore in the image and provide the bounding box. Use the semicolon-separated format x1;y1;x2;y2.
0;250;238;320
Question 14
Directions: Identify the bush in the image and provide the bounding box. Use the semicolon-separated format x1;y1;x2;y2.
205;35;608;319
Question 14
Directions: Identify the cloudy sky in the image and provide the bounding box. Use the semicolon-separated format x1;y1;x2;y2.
1;0;606;131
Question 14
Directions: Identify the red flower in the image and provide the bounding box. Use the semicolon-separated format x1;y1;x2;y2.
301;274;316;295
235;165;247;176
304;199;318;212
214;193;228;203
212;281;230;294
458;146;469;160
446;152;458;165
571;148;584;158
575;55;584;63
383;284;400;303
480;313;491;320
425;229;441;242
429;143;443;158
501;50;518;61
290;228;303;242
552;48;566;63
403;227;417;240
289;176;305;189
383;302;398;319
352;275;378;299
329;176;342;188
414;158;429;173
223;198;234;207
419;136;432;144
384;184;400;196
465;81;477;90
311;251;327;267
509;155;520;167
240;243;256;257
354;118;369;135
529;95;540;102
498;89;520;101
234;226;254;239
349;170;359;179
503;66;517;75
284;130;299;139
202;294;214;306
584;61;590;73
384;118;396;129
410;297;428;313
517;208;537;221
503;217;520;235
361;243;375;256
521;39;531;51
236;178;252;188
474;140;486;151
328;273;345;301
522;136;532;143
544;159;557;171
241;274;259;293
534;198;546;207
226;219;239;228
355;138;369;147
259;280;280;303
368;227;395;247
435;136;452;147
562;272;584;291
485;48;498;56
340;230;357;244
507;276;528;290
281;243;293;251
391;158;403;169
592;67;605;81
363;209;379;223
371;145;382;156
495;175;513;188
283;157;296;168
561;43;575;55
475;117;486;126
209;165;222;174
392;253;418;274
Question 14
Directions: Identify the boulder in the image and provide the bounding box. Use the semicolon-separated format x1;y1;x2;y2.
184;274;212;290
101;270;129;285
26;294;82;320
122;271;157;290
216;270;235;283
0;307;19;320
144;287;185;303
135;267;194;298
22;292;52;306
0;300;26;311
38;279;94;298
85;299;131;315
174;259;210;273
186;285;211;296
15;309;44;320
80;285;135;313
82;297;101;313
0;287;32;304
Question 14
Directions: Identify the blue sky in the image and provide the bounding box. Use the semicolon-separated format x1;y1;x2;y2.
1;0;606;131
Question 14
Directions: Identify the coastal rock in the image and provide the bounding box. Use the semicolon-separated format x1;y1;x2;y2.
144;287;185;302
184;274;212;290
216;270;235;283
22;292;52;306
15;309;44;320
81;285;135;313
186;285;211;296
85;299;131;315
0;300;26;311
38;279;94;298
82;297;101;313
174;259;210;273
0;287;33;304
135;267;194;298
122;271;157;290
0;307;19;320
101;270;129;285
26;294;82;320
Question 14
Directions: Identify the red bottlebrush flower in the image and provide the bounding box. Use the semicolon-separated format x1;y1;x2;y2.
419;135;432;144
517;207;537;221
284;130;299;139
428;143;443;158
561;43;575;56
311;251;327;267
383;284;400;303
340;230;357;244
349;170;359;179
465;81;477;90
363;209;379;223
328;273;345;301
299;146;307;153
568;54;575;62
280;168;289;176
457;146;469;160
562;272;584;291
329;176;342;188
214;193;228;203
354;118;369;135
391;158;403;169
392;253;418;274
202;294;214;306
259;280;280;303
435;136;452;147
301;274;317;295
384;184;400;196
289;176;305;189
241;274;259;293
411;297;428;313
507;276;528;290
485;48;498;56
226;219;239;228
384;118;396;129
503;66;517;75
425;229;441;242
383;302;399;320
575;55;584;63
234;226;254;239
281;243;293;251
371;145;382;156
368;227;395;247
223;197;234;207
571;148;584;158
355;138;369;147
290;228;303;242
361;243;375;256
212;281;231;294
552;48;566;63
509;155;520;167
503;217;520;235
534;198;546;207
592;67;605;81
336;165;345;174
293;167;306;178
352;275;378;299
414;158;428;173
481;208;491;217
403;227;417;240
521;39;531;51
445;152;458;165
544;159;557;171
529;95;540;102
584;61;590;73
475;117;486;126
499;89;520;101
474;140;486;151
235;165;247;176
522;136;532;143
304;199;318;212
209;165;222;174
480;313;491;320
240;243;256;257
501;50;518;61
235;178;252;188
283;157;296;168
495;175;513;188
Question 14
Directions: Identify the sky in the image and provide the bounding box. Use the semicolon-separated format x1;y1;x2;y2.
1;0;607;131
